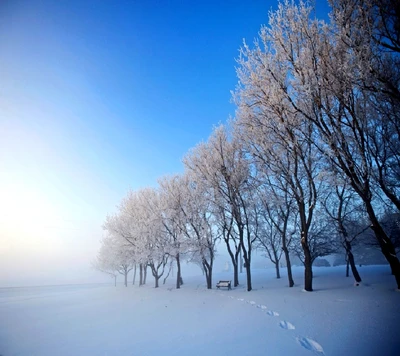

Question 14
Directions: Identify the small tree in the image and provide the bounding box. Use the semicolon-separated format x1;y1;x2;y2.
93;235;134;287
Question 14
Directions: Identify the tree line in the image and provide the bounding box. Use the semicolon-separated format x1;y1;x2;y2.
94;0;400;292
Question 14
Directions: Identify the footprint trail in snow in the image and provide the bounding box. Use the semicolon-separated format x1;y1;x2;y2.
267;310;279;316
217;294;324;354
297;337;324;354
279;320;295;330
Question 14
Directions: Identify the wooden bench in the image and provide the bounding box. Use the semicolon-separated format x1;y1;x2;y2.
216;280;231;290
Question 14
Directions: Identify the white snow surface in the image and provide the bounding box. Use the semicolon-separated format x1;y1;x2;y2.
1;265;399;356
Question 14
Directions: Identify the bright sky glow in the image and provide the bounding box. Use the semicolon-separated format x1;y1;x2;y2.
0;0;331;287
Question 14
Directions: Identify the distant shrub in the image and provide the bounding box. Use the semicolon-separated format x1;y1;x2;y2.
314;258;330;267
333;254;347;266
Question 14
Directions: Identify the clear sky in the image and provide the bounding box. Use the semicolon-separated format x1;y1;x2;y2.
0;0;331;287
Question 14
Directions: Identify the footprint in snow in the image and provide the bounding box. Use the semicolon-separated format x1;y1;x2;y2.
296;337;324;354
237;298;244;302
256;304;268;310
279;321;295;330
248;301;256;306
267;310;279;316
228;296;234;299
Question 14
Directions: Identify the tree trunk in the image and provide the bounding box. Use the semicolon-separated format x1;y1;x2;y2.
224;238;240;286
302;236;313;291
124;270;128;287
143;265;148;284
242;243;252;291
282;246;294;287
233;262;239;287
203;260;213;289
205;269;212;289
148;263;159;288
346;257;350;277
365;200;400;288
139;264;143;286
176;253;182;289
163;261;173;285
345;241;362;283
114;275;117;287
348;250;362;284
273;248;280;279
240;248;243;274
275;261;281;279
132;264;137;285
244;260;252;291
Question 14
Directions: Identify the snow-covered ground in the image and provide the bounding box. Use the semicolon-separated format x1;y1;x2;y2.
1;265;399;356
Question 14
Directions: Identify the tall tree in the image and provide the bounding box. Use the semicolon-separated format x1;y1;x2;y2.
254;178;296;285
234;0;400;289
184;125;256;291
93;235;134;287
104;188;170;288
294;0;400;287
323;181;366;283
158;176;188;289
92;237;119;287
234;25;323;291
176;173;219;289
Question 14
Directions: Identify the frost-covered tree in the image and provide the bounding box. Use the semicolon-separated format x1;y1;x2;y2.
234;30;324;291
175;173;219;289
93;235;134;287
92;237;119;287
328;1;400;211
184;125;256;291
292;216;339;269
254;178;296;285
158;175;190;289
132;188;170;289
323;180;367;283
233;0;400;289
322;2;400;282
104;188;170;288
269;0;400;287
103;191;146;285
253;202;283;279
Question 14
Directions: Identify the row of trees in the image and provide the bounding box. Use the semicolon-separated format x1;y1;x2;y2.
94;0;400;291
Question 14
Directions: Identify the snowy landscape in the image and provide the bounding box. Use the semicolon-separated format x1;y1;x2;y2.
1;265;399;356
2;1;400;355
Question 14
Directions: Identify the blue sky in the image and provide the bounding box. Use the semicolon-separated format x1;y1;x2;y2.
0;0;331;286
